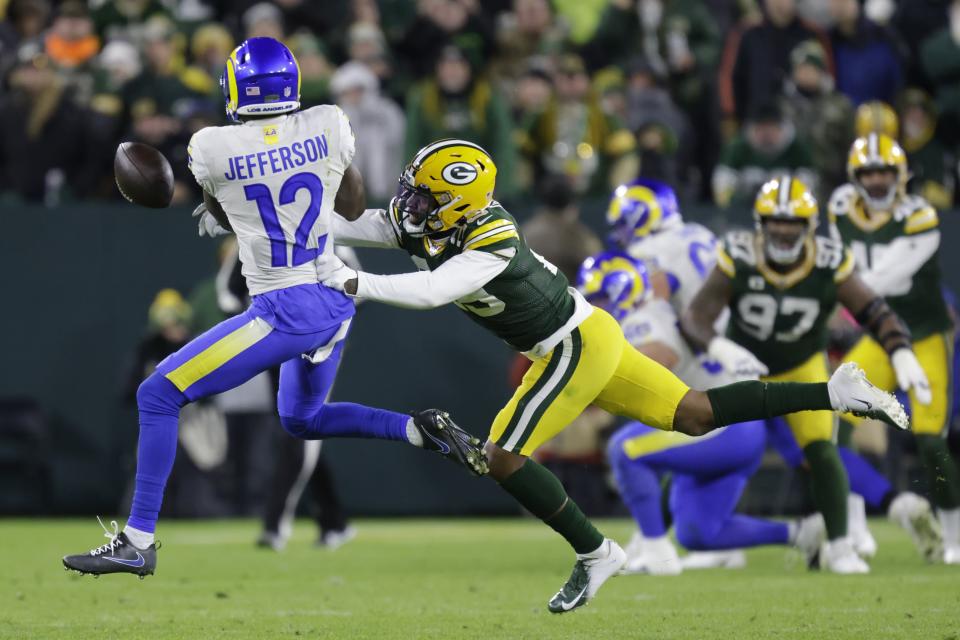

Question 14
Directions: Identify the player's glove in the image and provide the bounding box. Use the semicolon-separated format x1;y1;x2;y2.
708;336;769;378
192;203;230;238
891;348;932;406
318;253;359;296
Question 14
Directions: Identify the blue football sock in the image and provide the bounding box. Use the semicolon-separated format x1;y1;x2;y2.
128;374;185;533
839;446;893;509
284;402;410;442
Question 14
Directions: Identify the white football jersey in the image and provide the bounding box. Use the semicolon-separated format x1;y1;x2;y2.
621;298;737;390
625;222;717;315
189;105;355;295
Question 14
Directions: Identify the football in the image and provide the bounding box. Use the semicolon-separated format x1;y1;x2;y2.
114;141;175;208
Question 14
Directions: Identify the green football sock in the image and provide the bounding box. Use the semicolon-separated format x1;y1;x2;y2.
706;381;832;427
803;440;849;540
498;459;604;554
837;420;854;449
915;435;960;510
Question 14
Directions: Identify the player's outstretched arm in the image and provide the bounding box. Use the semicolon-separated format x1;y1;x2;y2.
837;272;931;405
332;208;400;249
322;251;509;309
334;164;366;221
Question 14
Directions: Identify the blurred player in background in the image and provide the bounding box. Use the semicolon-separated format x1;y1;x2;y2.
683;175;930;573
605;176;939;567
579;252;824;576
320;139;908;611
63;37;485;578
606;177;719;316
830;133;960;564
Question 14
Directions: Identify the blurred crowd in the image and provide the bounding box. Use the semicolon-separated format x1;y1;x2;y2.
1;0;959;216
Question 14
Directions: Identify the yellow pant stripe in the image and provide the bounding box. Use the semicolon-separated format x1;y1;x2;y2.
165;317;273;392
623;430;696;459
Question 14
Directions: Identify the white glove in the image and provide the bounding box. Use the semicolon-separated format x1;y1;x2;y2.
318;253;359;295
192;203;230;238
891;348;932;406
708;336;769;379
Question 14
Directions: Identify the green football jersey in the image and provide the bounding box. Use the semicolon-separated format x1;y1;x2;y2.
828;185;950;340
386;202;576;352
717;231;855;375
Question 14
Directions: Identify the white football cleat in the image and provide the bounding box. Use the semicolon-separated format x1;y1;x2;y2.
548;539;627;613
888;492;942;562
828;363;909;430
621;535;682;576
847;494;877;559
317;526;357;551
939;508;960;564
821;537;870;574
623;530;645;563
944;546;960;565
256;530;287;552
679;550;746;570
794;514;826;567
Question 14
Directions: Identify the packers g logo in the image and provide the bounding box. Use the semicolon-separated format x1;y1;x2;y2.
442;161;478;185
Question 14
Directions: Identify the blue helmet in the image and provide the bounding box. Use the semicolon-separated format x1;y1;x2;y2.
606;177;682;249
221;37;300;122
576;251;651;321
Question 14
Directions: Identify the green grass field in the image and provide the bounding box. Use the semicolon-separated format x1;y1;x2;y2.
1;518;958;639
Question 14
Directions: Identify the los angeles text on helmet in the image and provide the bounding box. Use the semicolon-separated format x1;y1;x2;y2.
223;134;329;181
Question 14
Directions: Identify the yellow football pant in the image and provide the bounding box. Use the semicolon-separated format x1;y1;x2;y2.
842;332;953;435
489;307;690;456
762;352;836;448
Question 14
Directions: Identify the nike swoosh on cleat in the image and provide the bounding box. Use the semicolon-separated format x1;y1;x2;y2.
104;552;145;568
852;397;872;411
421;429;451;455
560;585;589;611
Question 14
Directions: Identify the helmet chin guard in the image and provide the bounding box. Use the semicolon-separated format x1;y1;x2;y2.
764;235;806;265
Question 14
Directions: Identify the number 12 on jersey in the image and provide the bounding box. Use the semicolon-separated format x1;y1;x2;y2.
244;171;327;268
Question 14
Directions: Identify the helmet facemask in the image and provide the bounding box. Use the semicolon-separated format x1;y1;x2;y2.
395;167;465;237
759;217;810;265
854;166;899;213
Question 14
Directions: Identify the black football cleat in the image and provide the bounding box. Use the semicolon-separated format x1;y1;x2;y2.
63;518;157;578
411;409;488;477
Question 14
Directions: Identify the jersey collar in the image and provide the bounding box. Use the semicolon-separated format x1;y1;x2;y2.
242;114;289;127
847;198;892;232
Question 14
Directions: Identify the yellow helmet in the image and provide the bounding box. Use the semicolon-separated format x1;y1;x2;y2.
395;139;497;236
854;101;899;139
148;288;192;329
753;176;818;265
847;133;909;211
